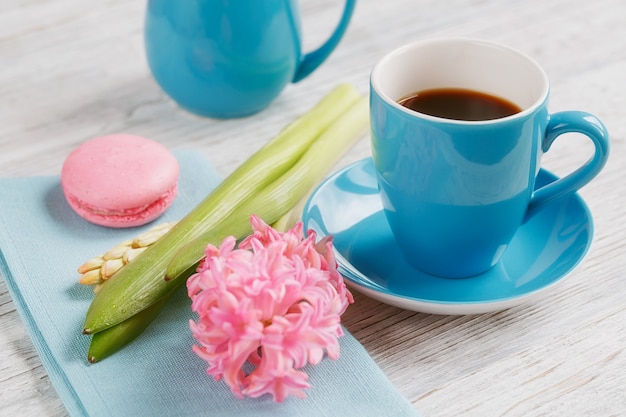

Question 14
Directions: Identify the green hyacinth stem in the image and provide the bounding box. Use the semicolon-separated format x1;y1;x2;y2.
165;95;368;281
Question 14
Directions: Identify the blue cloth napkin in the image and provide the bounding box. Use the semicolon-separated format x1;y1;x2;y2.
0;150;419;417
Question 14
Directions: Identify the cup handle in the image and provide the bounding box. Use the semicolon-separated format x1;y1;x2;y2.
291;0;357;82
527;111;610;216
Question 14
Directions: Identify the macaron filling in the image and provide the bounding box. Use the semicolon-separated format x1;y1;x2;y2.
66;184;178;226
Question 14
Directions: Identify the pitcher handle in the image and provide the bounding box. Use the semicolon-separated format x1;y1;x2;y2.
292;0;357;83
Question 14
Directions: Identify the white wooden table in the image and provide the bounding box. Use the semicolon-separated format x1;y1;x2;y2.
1;0;625;415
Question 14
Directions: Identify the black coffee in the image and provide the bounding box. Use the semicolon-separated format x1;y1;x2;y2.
398;88;522;121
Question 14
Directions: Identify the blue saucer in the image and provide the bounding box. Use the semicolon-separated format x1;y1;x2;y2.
302;158;594;315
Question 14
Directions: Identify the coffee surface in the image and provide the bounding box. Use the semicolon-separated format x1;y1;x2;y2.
398;88;521;121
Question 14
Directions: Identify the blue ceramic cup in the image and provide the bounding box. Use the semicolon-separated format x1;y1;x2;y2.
370;38;610;278
144;0;356;118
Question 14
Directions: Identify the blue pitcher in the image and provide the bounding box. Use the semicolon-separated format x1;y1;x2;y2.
145;0;356;118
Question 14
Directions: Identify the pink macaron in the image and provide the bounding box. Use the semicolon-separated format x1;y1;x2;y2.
61;134;179;228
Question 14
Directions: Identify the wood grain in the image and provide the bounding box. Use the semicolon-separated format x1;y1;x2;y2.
1;0;625;416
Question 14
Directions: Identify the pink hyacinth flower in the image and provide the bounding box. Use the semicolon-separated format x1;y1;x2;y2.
187;214;353;402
